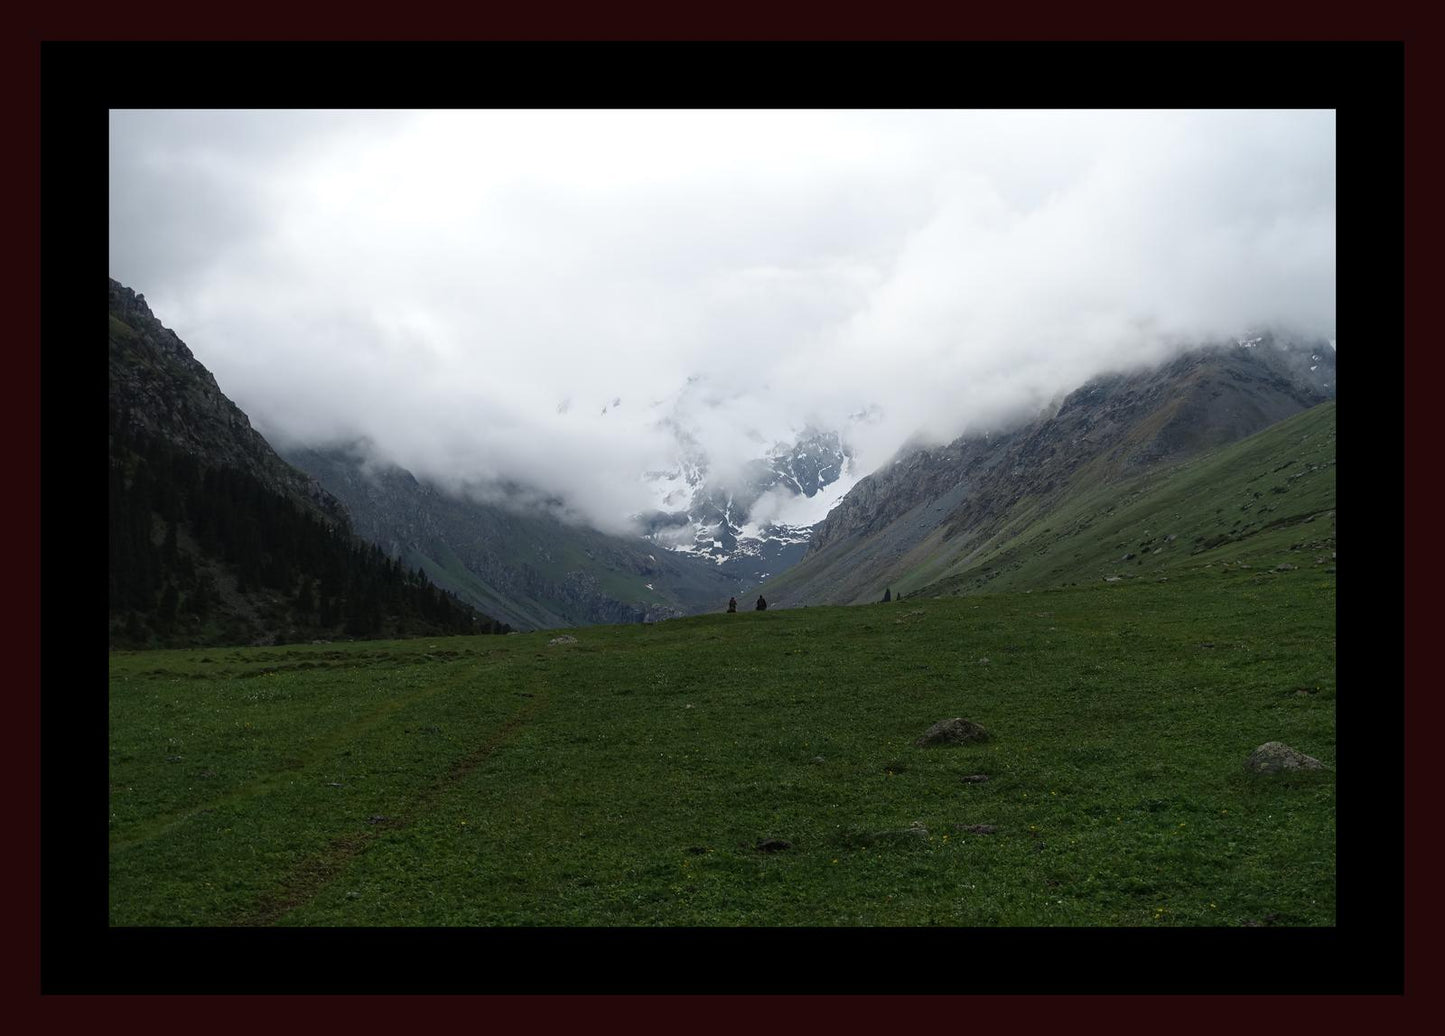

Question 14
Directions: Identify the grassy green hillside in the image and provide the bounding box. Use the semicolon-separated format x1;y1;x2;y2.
110;558;1335;927
765;402;1335;606
923;401;1336;597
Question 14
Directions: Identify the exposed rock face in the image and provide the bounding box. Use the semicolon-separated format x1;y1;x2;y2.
916;718;991;747
108;278;502;646
783;334;1336;605
638;425;856;581
769;427;853;498
1245;742;1327;773
108;279;346;528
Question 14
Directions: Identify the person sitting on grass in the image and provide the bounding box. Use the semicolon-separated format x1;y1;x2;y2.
727;597;737;613
756;595;767;611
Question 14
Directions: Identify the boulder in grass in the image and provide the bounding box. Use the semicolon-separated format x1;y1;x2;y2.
548;635;578;646
1245;741;1326;774
916;717;990;747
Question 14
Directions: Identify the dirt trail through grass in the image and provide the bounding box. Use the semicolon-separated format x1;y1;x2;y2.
235;694;549;926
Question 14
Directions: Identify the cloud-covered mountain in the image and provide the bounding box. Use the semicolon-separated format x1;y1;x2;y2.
109;110;1336;549
108;279;504;647
636;419;861;584
277;440;752;632
758;331;1336;606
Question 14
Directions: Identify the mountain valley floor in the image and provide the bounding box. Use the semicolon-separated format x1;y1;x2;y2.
108;564;1336;928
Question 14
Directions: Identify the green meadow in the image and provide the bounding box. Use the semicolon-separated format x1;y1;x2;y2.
109;563;1335;927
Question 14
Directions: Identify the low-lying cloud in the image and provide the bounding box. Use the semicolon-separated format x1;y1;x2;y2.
110;109;1335;534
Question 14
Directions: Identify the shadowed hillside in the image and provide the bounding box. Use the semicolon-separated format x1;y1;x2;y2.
109;279;509;647
280;443;749;632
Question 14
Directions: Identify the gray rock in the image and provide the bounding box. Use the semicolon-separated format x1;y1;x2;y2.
959;774;991;783
916;717;990;747
1245;741;1326;774
547;635;578;646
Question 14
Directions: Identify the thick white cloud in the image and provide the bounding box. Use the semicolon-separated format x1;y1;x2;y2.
110;109;1335;532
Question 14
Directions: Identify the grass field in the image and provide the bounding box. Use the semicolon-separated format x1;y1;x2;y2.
109;562;1335;927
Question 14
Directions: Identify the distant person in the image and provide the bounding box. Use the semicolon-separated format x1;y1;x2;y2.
756;595;768;611
727;597;737;613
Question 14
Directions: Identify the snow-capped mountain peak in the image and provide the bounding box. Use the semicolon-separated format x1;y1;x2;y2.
635;421;859;580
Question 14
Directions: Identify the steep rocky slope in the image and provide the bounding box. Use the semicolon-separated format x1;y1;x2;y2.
638;425;858;583
109;279;501;647
108;280;345;527
760;334;1335;605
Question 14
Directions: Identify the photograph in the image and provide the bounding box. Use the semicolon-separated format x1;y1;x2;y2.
106;102;1339;928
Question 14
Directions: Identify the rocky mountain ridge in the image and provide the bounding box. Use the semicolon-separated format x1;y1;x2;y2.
109;278;501;647
108;279;347;528
765;332;1336;605
638;424;859;582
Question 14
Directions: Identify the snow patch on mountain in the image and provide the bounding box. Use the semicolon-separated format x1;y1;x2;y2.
738;465;864;539
632;413;862;576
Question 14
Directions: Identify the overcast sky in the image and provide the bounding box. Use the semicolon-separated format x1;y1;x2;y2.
109;109;1336;534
